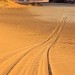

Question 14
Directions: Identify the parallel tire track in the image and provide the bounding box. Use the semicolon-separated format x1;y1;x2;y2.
0;18;66;75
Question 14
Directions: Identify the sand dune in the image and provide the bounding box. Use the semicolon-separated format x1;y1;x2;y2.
0;3;75;75
0;0;28;8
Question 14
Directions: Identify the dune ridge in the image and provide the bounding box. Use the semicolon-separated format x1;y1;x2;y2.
0;0;28;8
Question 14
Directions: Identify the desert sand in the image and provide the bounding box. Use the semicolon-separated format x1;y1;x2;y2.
0;1;75;75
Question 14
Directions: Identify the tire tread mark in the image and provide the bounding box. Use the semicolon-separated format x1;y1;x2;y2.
2;18;67;75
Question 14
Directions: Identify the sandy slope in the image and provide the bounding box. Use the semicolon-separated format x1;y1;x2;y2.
50;22;75;75
0;3;75;75
29;4;75;75
0;0;28;8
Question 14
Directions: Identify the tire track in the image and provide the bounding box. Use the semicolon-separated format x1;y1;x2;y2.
37;17;67;75
0;18;66;75
0;17;62;63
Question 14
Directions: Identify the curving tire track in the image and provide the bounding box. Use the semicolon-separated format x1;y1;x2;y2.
0;18;66;75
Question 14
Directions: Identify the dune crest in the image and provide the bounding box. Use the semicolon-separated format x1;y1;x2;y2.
0;0;27;8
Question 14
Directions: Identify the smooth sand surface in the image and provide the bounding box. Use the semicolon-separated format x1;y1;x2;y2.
0;2;75;75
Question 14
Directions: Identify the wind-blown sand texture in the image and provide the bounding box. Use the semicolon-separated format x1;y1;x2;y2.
0;2;75;75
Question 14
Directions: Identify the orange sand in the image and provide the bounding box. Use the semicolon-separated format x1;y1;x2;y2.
0;3;75;75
